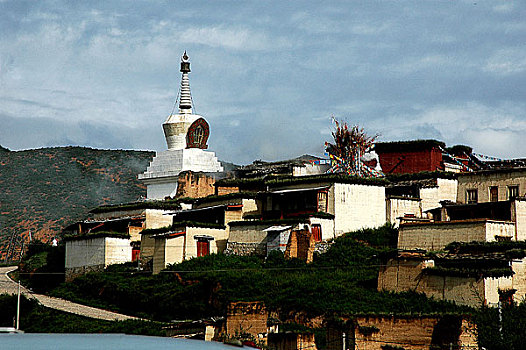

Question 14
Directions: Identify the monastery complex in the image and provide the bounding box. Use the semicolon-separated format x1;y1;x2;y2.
61;52;526;349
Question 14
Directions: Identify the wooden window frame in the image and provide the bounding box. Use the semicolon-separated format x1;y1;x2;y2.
317;190;328;212
466;189;478;204
489;186;498;202
508;185;519;200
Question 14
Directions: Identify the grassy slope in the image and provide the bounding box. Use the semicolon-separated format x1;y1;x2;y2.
49;225;466;322
0;146;154;259
20;225;526;349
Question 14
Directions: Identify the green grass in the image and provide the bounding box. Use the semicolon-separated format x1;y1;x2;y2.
0;293;166;335
49;224;465;322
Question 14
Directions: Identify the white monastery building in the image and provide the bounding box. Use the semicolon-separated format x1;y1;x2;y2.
139;52;223;199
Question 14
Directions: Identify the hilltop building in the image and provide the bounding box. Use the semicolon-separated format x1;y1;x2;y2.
139;52;223;200
374;140;486;174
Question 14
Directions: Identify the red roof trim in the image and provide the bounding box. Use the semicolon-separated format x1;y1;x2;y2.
167;231;186;238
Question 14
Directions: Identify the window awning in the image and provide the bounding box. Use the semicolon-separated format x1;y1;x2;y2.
269;186;329;195
263;225;292;232
193;235;215;241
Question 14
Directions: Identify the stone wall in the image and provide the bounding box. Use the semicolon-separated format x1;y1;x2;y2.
152;226;228;273
140;234;156;267
65;264;105;282
386;197;422;226
420;178;458;212
512;258;526;303
228;224;269;244
378;258;427;293
513;199;526;240
104;237;132;266
314;240;333;254
224;242;266;256
378;257;516;307
145;209;175;229
141;209;175;266
353;315;477;350
144;177;179;200
267;230;291;255
285;230;314;263
186;227;228;259
457;169;526;203
226;302;268;338
217;186;240;196
309;217;335;240
152;235;167;274
332;183;386;236
128;223;144;242
267;332;317;350
292;163;330;176
398;220;514;251
65;237;106;270
65;236;131;281
175;171;217;198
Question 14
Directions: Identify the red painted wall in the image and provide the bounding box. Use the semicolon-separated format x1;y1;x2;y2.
377;147;444;174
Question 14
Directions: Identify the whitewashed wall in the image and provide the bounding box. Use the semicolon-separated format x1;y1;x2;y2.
386;197;422;226
420;178;457;212
332;183;386;236
66;237;131;269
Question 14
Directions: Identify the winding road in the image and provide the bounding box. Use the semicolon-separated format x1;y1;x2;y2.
0;266;138;321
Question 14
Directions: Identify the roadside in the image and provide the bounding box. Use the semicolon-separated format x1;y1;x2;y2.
0;266;138;322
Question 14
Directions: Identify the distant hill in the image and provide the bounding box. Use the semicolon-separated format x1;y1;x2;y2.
0;146;155;260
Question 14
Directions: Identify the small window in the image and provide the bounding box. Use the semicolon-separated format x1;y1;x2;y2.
317;191;328;212
508;185;519;200
194;125;205;144
311;224;322;242
490;186;498;202
466;189;478;204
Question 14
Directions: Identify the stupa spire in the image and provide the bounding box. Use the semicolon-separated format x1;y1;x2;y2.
178;51;192;113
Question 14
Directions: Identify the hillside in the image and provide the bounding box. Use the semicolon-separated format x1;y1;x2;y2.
0;146;154;260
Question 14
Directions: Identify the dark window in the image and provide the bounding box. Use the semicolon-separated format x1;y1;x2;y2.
490;186;498;202
311;224;322;242
467;189;478;204
508;185;519;200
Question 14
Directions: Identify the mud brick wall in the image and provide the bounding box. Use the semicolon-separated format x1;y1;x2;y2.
285;230;314;263
268;332;317;350
226;302;268;338
176;171;216;198
354;315;477;350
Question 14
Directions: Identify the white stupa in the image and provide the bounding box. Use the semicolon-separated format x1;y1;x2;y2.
139;52;223;199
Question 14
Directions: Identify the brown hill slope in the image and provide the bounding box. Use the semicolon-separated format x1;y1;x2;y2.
0;146;154;260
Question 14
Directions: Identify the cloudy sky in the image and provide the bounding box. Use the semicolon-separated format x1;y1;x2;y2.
0;1;524;164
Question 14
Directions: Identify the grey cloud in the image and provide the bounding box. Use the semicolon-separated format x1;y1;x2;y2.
0;1;525;163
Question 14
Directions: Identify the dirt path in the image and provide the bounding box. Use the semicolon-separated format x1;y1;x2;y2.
0;266;138;322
